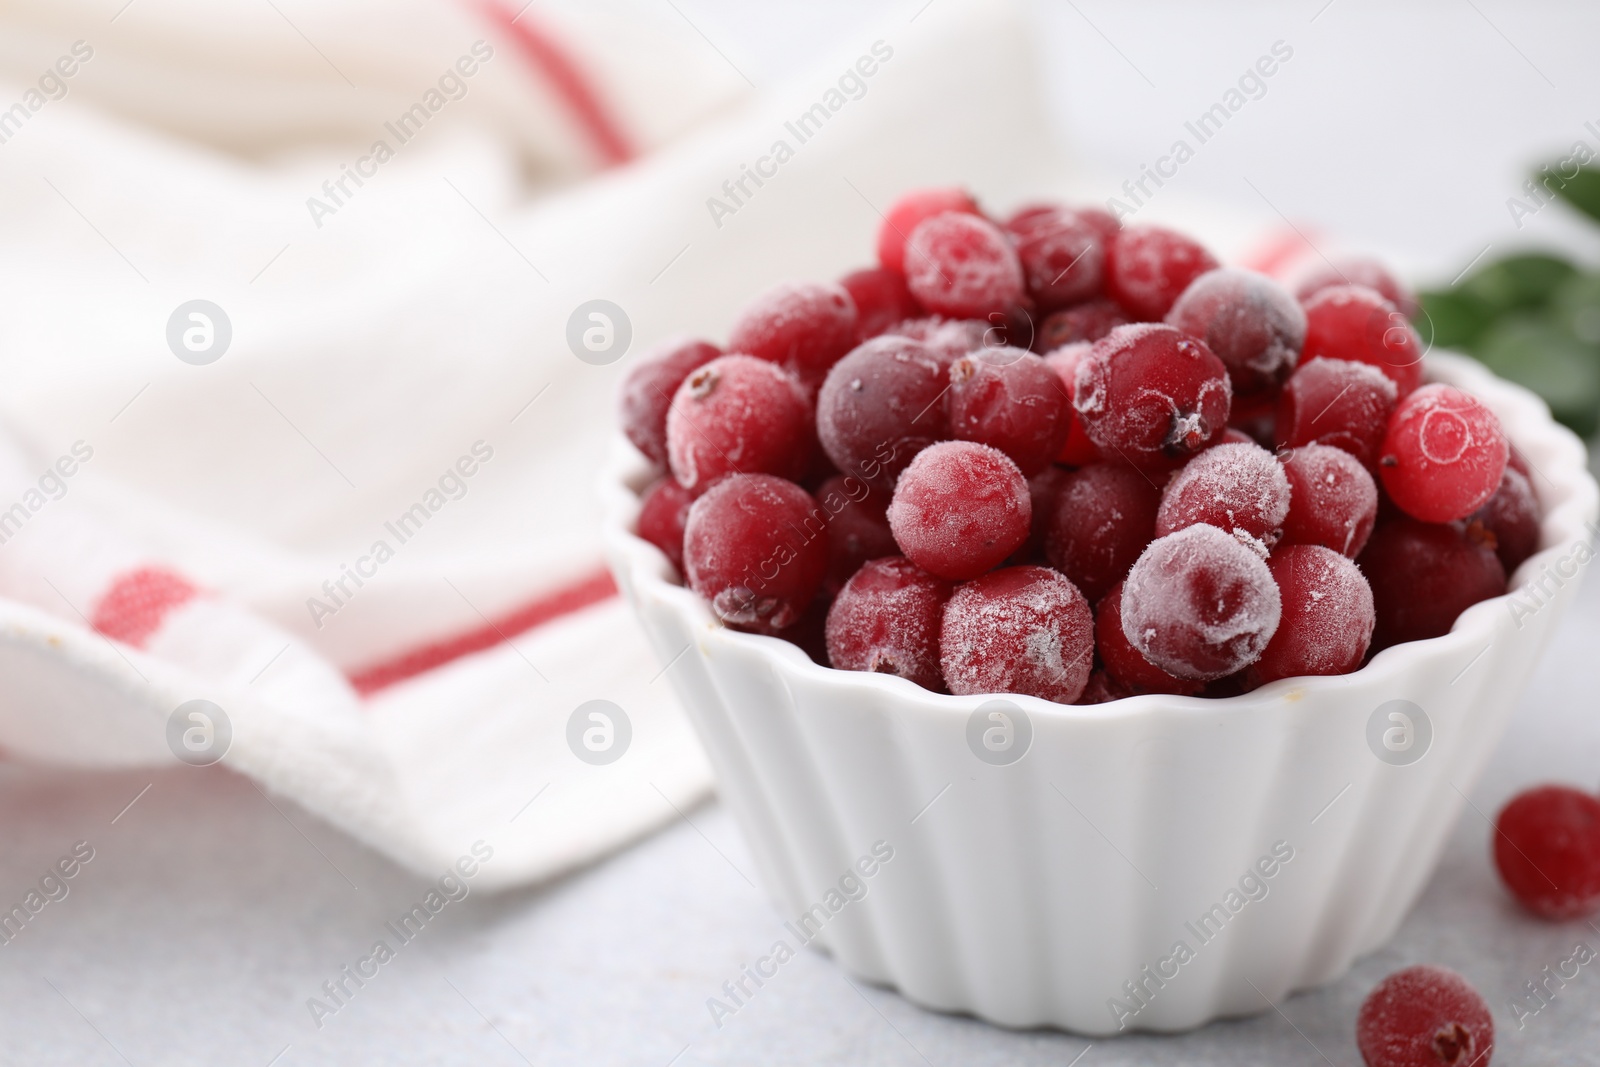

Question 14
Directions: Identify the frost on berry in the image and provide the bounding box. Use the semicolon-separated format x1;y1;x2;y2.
1281;443;1379;557
1037;298;1131;351
877;187;981;274
825;556;952;690
666;354;814;494
1493;784;1600;920
1300;283;1423;396
947;348;1072;475
1096;580;1203;696
1155;441;1291;544
683;474;829;634
904;213;1026;320
1294;255;1417;318
1250;545;1375;684
726;281;858;387
887;441;1031;580
940;565;1093;703
1277;357;1398;470
840;267;921;342
1165;267;1306;395
816;335;949;491
1009;206;1106;311
1044;461;1161;602
1356;964;1493;1067
1105;224;1219;320
619;338;721;466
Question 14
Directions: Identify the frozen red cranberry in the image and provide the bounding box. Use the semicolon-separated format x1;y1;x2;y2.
876;187;981;274
637;477;694;571
1379;384;1509;523
1358;517;1506;650
1466;467;1540;574
816;335;948;491
726;282;858;387
940;565;1093;703
1009;207;1105;311
1096;580;1203;696
1042;343;1101;465
1155;442;1290;545
1165;268;1306;395
683;474;828;634
667;355;813;494
825;556;952;690
887;441;1031;580
1277;357;1398;469
1073;323;1232;472
1493;784;1600;920
948;348;1072;476
1106;225;1219;321
904;213;1025;320
619;338;721;466
1294;256;1418;318
1357;965;1493;1067
1037;298;1132;351
840;267;921;342
1301;284;1423;396
1250;545;1375;684
1281;444;1379;557
1071;206;1121;245
816;474;897;595
1120;524;1282;681
1076;668;1132;705
891;316;992;363
1019;465;1072;561
1044;461;1161;602
783;594;831;664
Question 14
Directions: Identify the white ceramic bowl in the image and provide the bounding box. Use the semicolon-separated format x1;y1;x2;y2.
600;351;1598;1035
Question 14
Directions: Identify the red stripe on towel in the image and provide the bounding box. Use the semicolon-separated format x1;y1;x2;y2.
91;567;201;648
348;566;618;695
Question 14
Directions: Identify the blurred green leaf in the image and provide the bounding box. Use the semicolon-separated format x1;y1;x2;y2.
1460;252;1579;315
1415;288;1495;350
1472;314;1600;437
1549;164;1600;225
1551;271;1600;345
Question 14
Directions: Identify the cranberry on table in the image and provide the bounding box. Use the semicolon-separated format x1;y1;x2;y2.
1249;545;1375;685
887;441;1032;581
1044;460;1161;602
619;338;721;466
1277;357;1398;470
1009;206;1105;311
1357;964;1493;1067
840;267;921;342
1120;523;1282;681
1466;467;1540;574
1096;580;1203;696
876;186;981;274
816;335;949;491
1037;297;1132;351
1357;517;1506;650
948;348;1072;476
1493;784;1600;920
637;477;694;571
825;556;952;690
1165;267;1306;395
726;281;858;387
1155;441;1291;545
904;212;1026;320
683;474;829;634
667;354;813;494
1281;443;1379;557
1105;224;1220;320
1300;284;1424;396
1294;255;1418;318
816;475;897;595
1379;384;1509;523
1042;342;1101;465
940;565;1094;703
1072;323;1232;472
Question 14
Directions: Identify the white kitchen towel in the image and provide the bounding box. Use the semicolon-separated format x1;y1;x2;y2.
0;0;1079;888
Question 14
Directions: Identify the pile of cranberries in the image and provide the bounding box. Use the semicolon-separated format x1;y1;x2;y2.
622;187;1539;706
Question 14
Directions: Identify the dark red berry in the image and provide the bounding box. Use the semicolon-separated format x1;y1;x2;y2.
1019;465;1072;562
1120;524;1282;681
1155;441;1290;545
904;213;1025;320
1009;207;1105;311
1105;224;1219;320
948;348;1072;476
1096;580;1203;696
825;556;952;690
1044;461;1161;602
1073;323;1232;472
816;335;948;491
1250;545;1375;684
816;474;897;595
1037;297;1132;351
877;187;981;274
637;477;694;571
1466;467;1540;574
667;354;813;494
683;474;828;634
1357;517;1506;650
1042;343;1101;465
840;267;921;342
1301;284;1423;396
1277;357;1398;470
1493;784;1600;920
619;338;721;466
1356;964;1493;1067
1294;256;1418;318
940;565;1093;703
1165;267;1305;394
887;441;1031;580
891;316;993;362
1379;384;1508;523
1281;443;1379;557
726;282;858;387
1076;668;1132;705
